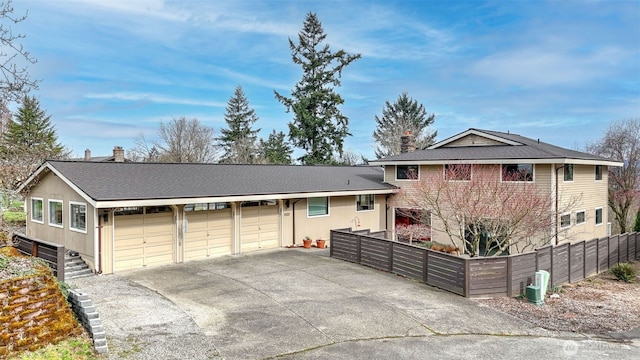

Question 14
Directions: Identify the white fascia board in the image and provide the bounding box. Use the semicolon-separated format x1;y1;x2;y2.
93;188;397;209
369;158;623;167
17;162;98;207
428;129;521;149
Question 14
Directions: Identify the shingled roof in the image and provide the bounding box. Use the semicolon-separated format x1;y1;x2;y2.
369;128;622;166
24;161;395;204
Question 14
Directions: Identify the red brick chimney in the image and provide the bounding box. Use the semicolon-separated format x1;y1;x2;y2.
113;146;125;162
400;131;416;153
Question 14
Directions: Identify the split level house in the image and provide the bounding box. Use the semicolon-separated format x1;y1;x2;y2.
19;128;622;274
369;128;623;254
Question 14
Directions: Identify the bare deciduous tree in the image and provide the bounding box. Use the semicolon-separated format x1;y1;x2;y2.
586;119;640;234
155;117;218;163
398;165;577;257
1;1;38;103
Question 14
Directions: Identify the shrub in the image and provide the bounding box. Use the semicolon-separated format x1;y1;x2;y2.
3;210;26;223
610;263;637;283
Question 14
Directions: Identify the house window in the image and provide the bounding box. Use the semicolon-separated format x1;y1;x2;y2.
564;164;574;182
31;198;43;223
308;197;329;217
396;165;419;180
70;202;87;233
356;194;375;211
595;207;603;225
48;200;63;228
560;213;571;228
444;164;471;181
114;207;143;216
502;164;533;181
595;165;603;181
576;210;586;225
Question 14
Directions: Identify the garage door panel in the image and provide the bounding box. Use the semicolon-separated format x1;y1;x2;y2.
184;209;233;261
241;205;279;252
114;211;174;271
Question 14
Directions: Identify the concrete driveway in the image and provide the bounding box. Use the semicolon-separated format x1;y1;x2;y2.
71;249;638;359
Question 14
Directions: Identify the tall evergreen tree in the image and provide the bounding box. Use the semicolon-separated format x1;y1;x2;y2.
1;95;67;189
219;86;261;164
259;130;293;165
274;12;360;165
372;92;437;159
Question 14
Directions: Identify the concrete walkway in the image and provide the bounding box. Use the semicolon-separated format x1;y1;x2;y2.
71;249;639;359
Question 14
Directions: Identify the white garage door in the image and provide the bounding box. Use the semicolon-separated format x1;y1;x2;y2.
184;207;233;260
114;208;175;272
240;202;280;252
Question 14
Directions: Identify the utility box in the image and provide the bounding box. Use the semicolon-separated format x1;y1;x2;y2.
526;285;543;305
536;270;550;296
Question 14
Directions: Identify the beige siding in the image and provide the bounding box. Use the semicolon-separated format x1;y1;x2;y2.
26;173;96;269
184;208;233;260
558;164;609;242
444;134;504;147
294;195;386;243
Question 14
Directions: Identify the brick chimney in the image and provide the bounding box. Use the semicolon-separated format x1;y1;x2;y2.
400;131;416;153
84;149;91;161
113;146;125;162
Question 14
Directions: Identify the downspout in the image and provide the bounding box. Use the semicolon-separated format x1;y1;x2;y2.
554;165;567;246
93;207;100;274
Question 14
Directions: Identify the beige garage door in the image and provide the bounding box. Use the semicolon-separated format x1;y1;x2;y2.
114;209;175;272
184;207;233;260
240;203;280;252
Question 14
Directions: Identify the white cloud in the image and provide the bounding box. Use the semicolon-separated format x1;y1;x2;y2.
85;92;226;107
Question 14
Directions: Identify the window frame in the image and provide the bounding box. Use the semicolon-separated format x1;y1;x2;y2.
444;164;472;181
69;201;87;233
560;212;571;229
395;165;419;180
307;197;329;218
595;165;603;181
575;210;586;225
501;163;534;182
30;197;44;224
356;194;375;212
48;199;64;228
595;207;603;226
563;164;574;182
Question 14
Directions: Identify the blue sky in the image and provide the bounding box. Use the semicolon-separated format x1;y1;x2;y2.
12;0;640;160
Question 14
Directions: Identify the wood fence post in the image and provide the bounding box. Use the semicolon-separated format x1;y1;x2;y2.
568;242;572;283
464;258;470;298
356;234;362;264
506;256;513;297
422;249;428;284
388;242;394;273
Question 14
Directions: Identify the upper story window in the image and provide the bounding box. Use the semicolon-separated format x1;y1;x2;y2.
396;165;419;180
576;210;586;225
560;213;571;228
356;194;375;212
70;202;87;233
444;164;471;181
48;199;63;228
564;164;574;182
31;198;43;223
595;165;603;181
308;197;329;217
502;164;533;182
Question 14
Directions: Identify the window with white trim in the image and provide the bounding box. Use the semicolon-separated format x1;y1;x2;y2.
308;197;329;217
48;200;63;228
69;202;87;232
356;194;375;211
560;213;571;228
576;210;586;225
396;165;419;180
595;165;603;181
31;198;43;223
564;164;574;182
595;207;603;225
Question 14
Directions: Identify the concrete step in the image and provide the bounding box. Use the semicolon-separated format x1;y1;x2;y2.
66;268;93;279
64;252;94;279
65;264;90;272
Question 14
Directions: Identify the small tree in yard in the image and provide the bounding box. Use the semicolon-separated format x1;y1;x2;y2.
399;165;574;257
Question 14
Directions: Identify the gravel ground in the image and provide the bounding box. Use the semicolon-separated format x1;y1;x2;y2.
478;262;640;335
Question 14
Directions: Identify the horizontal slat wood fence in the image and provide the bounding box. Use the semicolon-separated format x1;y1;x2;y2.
330;229;640;298
11;233;66;282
